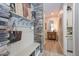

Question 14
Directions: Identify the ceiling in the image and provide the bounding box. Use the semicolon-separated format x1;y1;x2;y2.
43;3;63;16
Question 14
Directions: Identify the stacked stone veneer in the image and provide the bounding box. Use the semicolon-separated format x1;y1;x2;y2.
31;3;44;52
0;4;10;56
0;3;33;56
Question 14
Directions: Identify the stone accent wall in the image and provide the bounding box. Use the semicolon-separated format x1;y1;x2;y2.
0;3;34;55
0;4;10;56
31;3;44;52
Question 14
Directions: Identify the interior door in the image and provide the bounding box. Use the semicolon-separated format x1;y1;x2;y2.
63;3;74;56
67;4;74;56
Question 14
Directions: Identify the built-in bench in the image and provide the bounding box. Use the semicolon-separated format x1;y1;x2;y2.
8;42;40;56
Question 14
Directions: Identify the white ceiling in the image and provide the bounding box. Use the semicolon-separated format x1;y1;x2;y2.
43;3;63;15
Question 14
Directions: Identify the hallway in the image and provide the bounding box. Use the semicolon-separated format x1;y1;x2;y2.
42;3;64;56
40;40;64;56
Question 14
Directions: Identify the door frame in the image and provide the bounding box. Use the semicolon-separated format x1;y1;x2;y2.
62;3;76;56
43;3;76;56
62;3;67;55
43;3;68;55
72;3;75;56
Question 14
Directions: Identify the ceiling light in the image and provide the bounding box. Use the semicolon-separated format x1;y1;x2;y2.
59;10;63;15
51;12;54;15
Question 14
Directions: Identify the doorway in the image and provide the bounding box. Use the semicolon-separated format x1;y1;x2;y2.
42;3;64;56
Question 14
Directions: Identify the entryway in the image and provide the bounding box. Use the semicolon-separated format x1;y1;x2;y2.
42;3;64;56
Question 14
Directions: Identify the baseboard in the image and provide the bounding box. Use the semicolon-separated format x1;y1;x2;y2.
67;50;73;53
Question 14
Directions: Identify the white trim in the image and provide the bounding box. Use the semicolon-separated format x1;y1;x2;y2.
62;3;67;55
43;6;45;45
72;3;76;56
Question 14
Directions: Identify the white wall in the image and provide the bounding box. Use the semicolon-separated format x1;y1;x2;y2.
74;3;79;56
8;27;34;55
15;4;23;16
67;10;73;27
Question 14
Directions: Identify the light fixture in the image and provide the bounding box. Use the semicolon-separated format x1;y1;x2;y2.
51;12;54;15
59;10;63;15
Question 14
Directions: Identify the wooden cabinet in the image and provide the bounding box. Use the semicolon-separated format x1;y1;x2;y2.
22;3;29;17
47;32;57;40
9;31;22;43
22;3;31;19
14;31;22;41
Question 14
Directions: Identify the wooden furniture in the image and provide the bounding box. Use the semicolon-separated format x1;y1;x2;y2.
47;32;57;40
14;31;22;41
22;3;29;17
22;3;32;20
9;31;22;43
